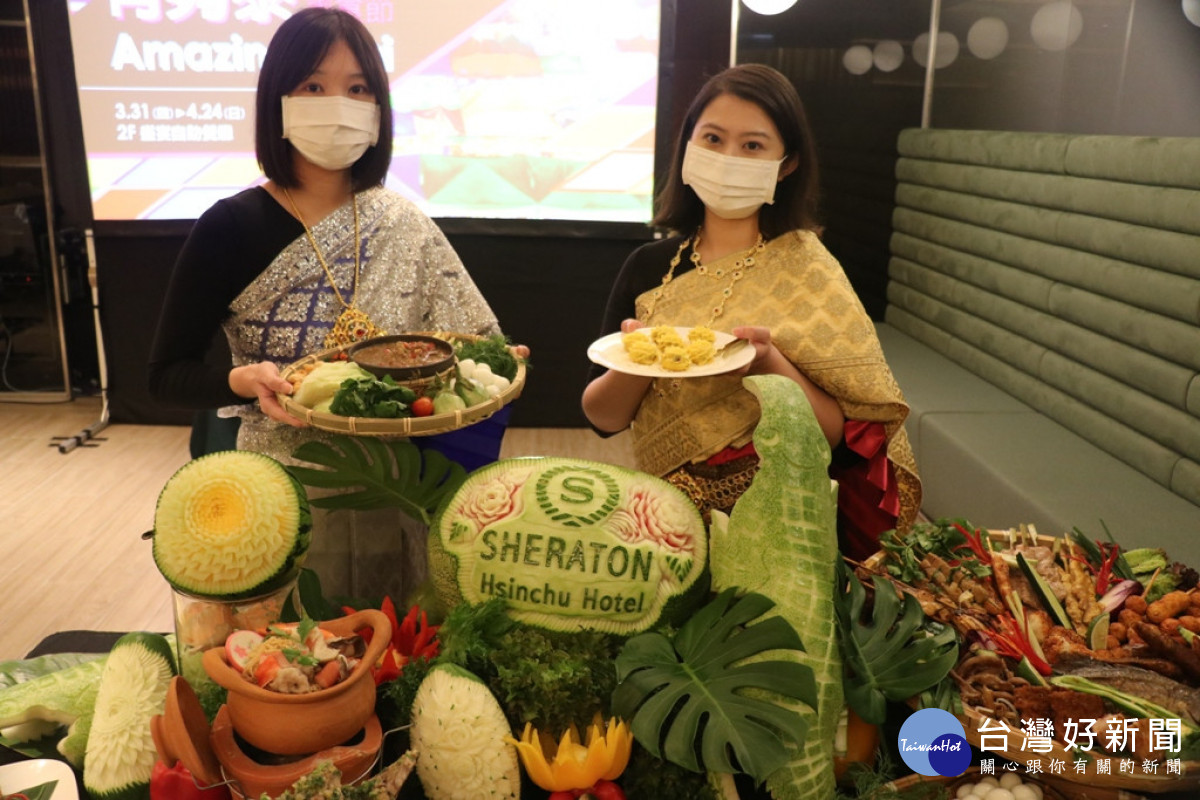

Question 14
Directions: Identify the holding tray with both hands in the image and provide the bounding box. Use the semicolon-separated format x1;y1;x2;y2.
587;325;753;379
277;332;526;437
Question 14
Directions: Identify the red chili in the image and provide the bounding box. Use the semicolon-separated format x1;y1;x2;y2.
150;760;231;800
1096;544;1122;595
993;614;1051;675
953;523;992;565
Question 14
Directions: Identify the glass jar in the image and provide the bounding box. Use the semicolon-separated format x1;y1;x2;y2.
172;580;298;718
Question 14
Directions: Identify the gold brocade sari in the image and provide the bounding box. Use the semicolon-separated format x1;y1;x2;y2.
631;229;922;532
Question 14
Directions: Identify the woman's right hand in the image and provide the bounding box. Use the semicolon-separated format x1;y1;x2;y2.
229;362;307;427
581;319;653;433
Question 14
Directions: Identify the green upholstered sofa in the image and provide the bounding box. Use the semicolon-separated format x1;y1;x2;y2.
876;128;1200;551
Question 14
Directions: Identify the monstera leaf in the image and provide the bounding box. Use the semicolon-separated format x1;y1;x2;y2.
835;560;959;725
289;436;466;525
612;589;817;782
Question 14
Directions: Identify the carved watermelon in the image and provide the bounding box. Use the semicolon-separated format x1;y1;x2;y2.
152;450;311;599
429;458;708;634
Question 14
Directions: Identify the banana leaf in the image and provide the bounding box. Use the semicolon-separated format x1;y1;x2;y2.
288;436;466;525
835;560;959;725
612;589;817;782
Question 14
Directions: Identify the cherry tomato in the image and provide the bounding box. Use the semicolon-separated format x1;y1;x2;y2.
411;396;435;416
583;780;626;800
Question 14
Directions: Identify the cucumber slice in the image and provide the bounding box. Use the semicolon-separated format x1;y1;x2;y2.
83;632;176;800
1015;552;1073;629
1015;655;1049;687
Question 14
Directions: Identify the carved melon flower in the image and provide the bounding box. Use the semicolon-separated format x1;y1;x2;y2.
506;716;632;792
456;468;530;538
608;481;695;554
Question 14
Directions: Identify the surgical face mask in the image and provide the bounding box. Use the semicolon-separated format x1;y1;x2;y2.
281;95;380;171
681;141;786;219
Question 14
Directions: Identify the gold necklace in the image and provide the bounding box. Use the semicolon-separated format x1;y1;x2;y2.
642;228;766;324
283;187;385;348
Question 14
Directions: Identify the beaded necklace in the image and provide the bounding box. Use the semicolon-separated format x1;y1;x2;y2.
642;228;766;324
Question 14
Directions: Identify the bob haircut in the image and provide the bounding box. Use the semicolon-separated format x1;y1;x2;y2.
256;8;393;191
653;64;821;239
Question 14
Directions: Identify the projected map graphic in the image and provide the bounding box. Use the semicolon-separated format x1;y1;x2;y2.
68;0;659;222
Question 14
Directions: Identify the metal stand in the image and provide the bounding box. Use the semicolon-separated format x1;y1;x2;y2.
53;229;109;454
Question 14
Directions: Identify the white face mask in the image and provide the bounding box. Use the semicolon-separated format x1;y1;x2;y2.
281;95;381;171
681;141;786;219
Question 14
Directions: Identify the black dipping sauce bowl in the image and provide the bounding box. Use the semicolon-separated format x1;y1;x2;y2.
347;334;456;383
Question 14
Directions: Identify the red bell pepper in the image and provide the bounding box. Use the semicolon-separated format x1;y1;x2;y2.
150;760;231;800
343;596;440;685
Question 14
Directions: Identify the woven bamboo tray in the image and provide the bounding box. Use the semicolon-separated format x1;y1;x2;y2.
863;529;1200;794
277;334;525;437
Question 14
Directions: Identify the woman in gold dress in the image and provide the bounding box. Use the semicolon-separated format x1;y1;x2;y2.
582;64;920;559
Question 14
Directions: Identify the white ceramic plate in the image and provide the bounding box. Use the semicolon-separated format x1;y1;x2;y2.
587;326;754;378
0;759;79;800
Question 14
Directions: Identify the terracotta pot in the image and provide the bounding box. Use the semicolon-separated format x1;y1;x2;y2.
211;706;381;799
202;608;391;755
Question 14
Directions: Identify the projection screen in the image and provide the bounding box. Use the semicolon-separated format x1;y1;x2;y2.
67;0;660;223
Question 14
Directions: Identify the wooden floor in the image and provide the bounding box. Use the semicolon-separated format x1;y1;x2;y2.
0;396;634;660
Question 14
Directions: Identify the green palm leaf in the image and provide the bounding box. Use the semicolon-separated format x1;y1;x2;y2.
835;560;959;725
288;436;466;525
612;589;817;782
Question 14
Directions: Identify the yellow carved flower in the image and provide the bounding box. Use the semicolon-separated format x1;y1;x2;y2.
505;716;633;792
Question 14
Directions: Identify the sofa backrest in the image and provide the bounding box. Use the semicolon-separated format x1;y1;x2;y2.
885;128;1200;510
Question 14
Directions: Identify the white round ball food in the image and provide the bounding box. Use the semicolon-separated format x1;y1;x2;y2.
998;772;1023;789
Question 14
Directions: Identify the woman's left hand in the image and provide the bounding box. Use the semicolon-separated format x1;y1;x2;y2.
510;343;531;359
731;325;779;375
730;325;846;447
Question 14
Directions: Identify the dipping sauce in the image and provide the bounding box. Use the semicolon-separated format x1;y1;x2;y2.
354;339;449;368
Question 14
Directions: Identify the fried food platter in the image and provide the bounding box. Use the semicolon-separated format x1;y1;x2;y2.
861;525;1200;793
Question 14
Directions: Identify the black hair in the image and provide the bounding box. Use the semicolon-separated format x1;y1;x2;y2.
255;8;393;190
653;64;821;238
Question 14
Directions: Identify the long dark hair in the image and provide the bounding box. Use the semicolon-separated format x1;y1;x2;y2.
653;64;821;238
255;8;393;190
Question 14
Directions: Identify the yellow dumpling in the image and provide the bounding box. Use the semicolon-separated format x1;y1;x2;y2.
625;338;659;365
660;344;691;372
622;330;651;350
649;325;684;348
688;325;716;344
686;338;716;365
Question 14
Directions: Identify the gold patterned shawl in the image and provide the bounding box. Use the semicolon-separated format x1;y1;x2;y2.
631;229;922;531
